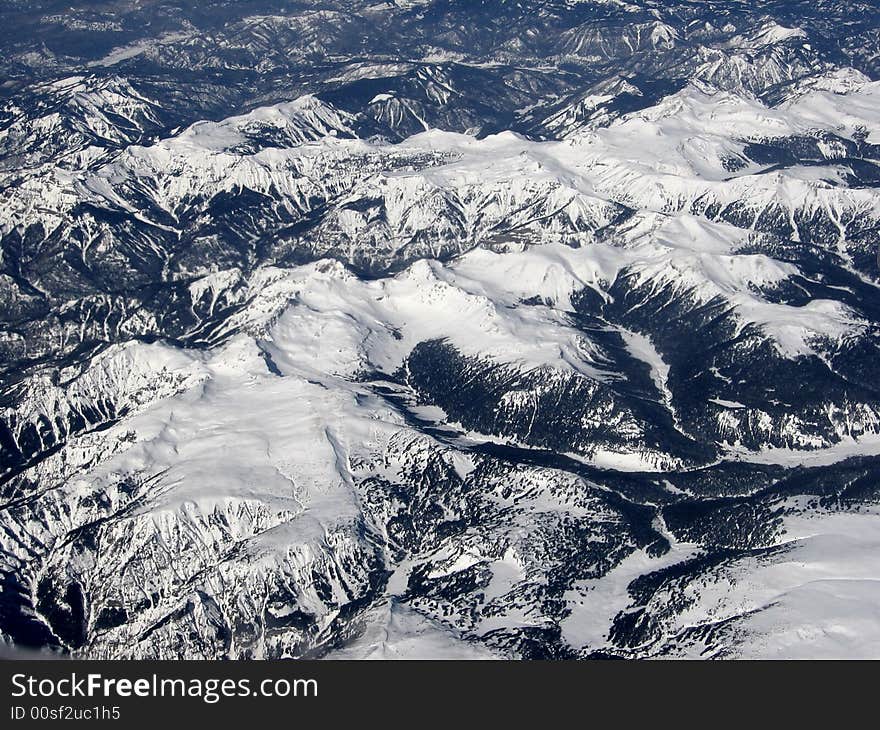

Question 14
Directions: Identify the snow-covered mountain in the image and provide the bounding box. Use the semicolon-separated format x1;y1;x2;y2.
3;0;880;660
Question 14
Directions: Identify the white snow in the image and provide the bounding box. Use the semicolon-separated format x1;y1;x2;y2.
669;507;880;659
561;516;697;651
619;328;671;403
727;509;880;659
731;432;880;467
326;601;499;660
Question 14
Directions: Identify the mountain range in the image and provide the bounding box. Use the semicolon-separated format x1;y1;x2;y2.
3;0;880;659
